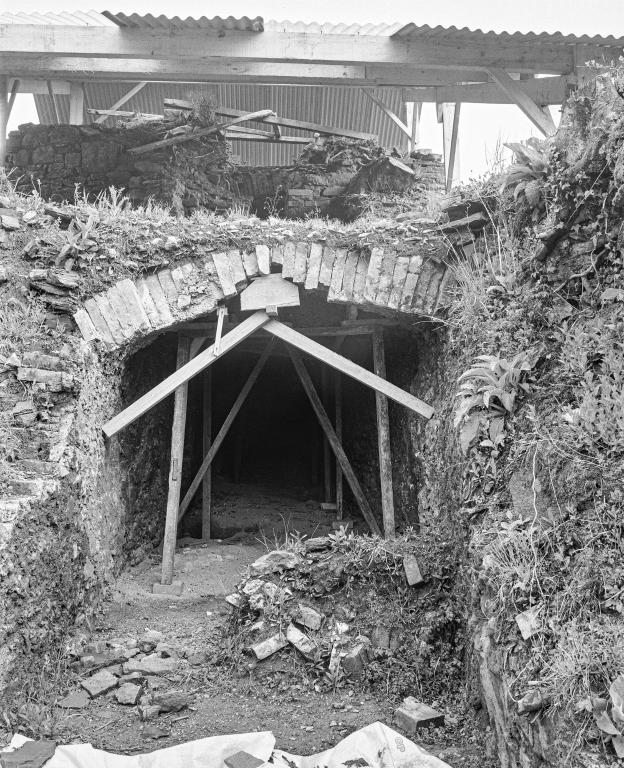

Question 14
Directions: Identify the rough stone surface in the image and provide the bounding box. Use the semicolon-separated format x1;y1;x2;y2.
56;690;90;709
80;669;118;698
394;698;445;731
250;550;299;576
115;683;142;705
0;740;57;768
123;654;178;676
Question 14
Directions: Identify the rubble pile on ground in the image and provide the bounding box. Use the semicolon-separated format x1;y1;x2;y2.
223;534;427;688
56;628;199;740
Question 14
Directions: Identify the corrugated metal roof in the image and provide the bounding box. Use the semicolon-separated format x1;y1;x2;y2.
392;22;624;47
33;82;407;166
264;20;402;35
101;11;263;32
0;10;116;25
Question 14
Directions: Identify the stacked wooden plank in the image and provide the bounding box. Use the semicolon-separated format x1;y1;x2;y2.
74;241;453;349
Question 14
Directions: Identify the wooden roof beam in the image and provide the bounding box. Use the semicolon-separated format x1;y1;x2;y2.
3;58;492;87
0;26;586;73
487;67;557;135
403;75;575;105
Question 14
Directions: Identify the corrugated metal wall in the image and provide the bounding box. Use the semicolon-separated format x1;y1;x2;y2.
34;82;407;165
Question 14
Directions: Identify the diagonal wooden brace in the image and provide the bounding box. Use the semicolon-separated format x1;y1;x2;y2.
287;346;382;536
177;338;275;522
102;310;270;438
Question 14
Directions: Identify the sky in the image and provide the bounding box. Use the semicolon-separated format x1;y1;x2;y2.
6;0;624;181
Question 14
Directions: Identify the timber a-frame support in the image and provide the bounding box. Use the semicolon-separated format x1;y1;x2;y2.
102;308;434;582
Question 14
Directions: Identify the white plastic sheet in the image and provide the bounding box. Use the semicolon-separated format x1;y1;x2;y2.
2;722;450;768
275;722;451;768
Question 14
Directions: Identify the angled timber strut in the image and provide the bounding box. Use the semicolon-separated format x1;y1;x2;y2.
101;311;433;439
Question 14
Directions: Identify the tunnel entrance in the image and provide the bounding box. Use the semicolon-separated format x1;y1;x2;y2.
118;292;426;557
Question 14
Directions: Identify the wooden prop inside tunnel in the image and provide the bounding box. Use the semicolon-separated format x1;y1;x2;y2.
103;277;433;589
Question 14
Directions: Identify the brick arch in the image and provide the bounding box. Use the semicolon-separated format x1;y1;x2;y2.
73;240;451;351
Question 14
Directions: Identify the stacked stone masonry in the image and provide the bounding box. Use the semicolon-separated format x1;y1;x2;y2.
7;123;444;220
73;242;455;349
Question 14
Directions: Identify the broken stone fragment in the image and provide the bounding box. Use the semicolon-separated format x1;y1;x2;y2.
517;690;545;714
80;669;118;698
225;593;244;608
57;690;90;710
119;671;144;684
142;724;169;740
115;683;142;706
394;698;445;732
403;554;424;586
123;654;178;676
515;605;542;640
251;633;288;660
304;536;331;552
296;604;323;631
155;641;183;658
341;643;369;680
187;651;207;666
224;751;266;768
0;739;56;768
250;550;299;576
286;623;318;661
1;214;21;230
0;266;7;283
371;624;391;649
138;704;162;721
83;640;108;655
151;691;194;712
140;629;164;646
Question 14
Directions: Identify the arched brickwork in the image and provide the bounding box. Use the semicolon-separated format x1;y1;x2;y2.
73;240;453;350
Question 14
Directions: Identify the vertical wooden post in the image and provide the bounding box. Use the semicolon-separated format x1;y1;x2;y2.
335;369;343;520
202;368;212;540
321;365;332;503
438;102;461;192
161;335;191;586
405;101;422;152
69;82;85;125
0;75;8;169
372;328;395;538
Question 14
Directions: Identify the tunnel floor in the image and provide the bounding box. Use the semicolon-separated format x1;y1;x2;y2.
178;481;337;543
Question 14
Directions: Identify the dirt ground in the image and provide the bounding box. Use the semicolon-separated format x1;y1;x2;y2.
12;490;497;767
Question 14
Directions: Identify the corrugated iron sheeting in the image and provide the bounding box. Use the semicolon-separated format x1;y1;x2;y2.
392;22;624;47
0;10;116;25
33;83;407;166
264;20;401;35
101;11;264;32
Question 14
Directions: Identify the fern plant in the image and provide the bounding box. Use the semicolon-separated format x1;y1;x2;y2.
502;139;550;221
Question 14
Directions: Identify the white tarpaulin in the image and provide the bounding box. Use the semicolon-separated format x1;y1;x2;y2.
1;722;451;768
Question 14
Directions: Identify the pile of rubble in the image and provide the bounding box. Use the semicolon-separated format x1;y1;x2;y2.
224;538;425;686
57;628;201;739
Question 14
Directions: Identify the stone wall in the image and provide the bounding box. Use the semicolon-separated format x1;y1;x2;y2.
7;123;444;221
6;122;239;215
